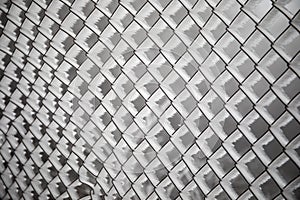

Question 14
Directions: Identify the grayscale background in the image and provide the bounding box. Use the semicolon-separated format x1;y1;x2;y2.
0;0;300;199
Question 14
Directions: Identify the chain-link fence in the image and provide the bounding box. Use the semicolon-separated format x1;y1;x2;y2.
0;0;300;199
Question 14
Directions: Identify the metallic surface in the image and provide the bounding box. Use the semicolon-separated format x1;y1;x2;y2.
0;0;300;199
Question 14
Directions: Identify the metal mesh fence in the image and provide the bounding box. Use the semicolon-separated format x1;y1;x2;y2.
0;0;300;199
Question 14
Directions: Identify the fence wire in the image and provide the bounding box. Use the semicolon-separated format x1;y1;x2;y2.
0;0;300;199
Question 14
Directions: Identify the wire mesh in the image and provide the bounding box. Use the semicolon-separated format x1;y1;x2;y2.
0;0;300;199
